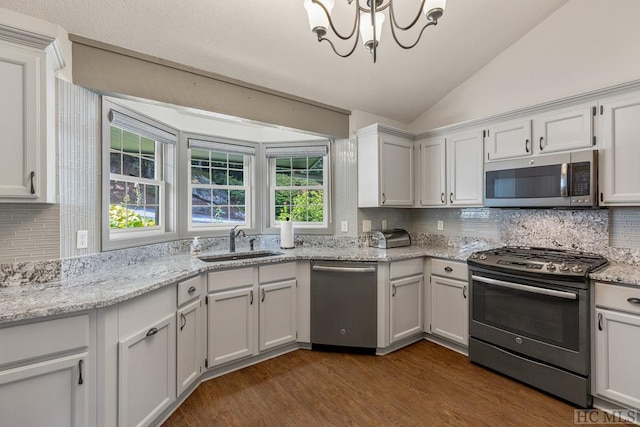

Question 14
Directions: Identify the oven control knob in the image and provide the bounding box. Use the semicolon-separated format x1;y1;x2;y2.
545;262;556;271
571;265;584;273
470;253;478;259
479;254;487;260
515;337;523;344
559;262;569;271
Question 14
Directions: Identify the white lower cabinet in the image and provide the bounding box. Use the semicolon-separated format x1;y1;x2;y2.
429;259;469;347
177;299;202;395
388;259;424;344
259;279;297;351
594;282;640;410
0;314;94;427
207;286;255;367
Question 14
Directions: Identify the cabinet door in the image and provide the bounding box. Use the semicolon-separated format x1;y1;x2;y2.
390;275;423;343
447;131;483;206
430;275;468;346
600;94;640;204
177;299;202;396
595;308;640;409
0;45;41;199
259;279;297;351
380;136;414;206
207;287;255;367
0;353;88;427
533;105;594;154
486;119;532;161
418;138;446;206
119;314;176;427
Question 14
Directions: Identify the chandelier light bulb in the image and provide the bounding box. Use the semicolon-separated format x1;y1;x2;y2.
359;11;385;50
303;0;336;38
423;0;446;21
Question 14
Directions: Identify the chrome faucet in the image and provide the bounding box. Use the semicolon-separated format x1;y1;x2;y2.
229;225;245;252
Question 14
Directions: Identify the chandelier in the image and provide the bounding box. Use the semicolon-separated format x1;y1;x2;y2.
303;0;446;63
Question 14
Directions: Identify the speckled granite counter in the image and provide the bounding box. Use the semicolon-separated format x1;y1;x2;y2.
0;244;483;325
589;262;640;286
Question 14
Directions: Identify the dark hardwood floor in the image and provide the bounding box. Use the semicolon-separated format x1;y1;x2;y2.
163;340;617;426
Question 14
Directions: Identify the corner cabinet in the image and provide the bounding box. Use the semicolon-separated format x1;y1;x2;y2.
428;259;469;347
0;23;65;203
389;259;424;344
599;91;640;205
357;124;414;207
176;275;204;396
417;129;483;207
258;263;297;351
594;282;640;410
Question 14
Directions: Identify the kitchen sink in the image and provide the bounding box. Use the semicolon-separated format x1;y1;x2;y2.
198;250;283;262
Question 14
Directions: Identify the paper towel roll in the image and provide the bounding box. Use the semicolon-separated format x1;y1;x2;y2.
280;221;294;249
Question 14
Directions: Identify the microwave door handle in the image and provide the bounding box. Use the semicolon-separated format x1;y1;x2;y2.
560;163;569;197
471;275;578;300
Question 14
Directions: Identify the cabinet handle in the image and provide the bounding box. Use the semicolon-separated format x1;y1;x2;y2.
180;313;187;331
392;284;396;297
146;327;158;337
539;136;544;151
598;312;603;331
261;288;266;302
188;286;196;294
463;286;467;299
444;266;453;273
525;139;529;153
628;297;640;305
78;359;84;385
440;193;445;204
449;193;454;203
30;171;35;194
382;193;386;204
250;290;254;305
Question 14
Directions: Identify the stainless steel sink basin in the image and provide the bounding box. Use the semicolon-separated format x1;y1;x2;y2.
198;250;283;262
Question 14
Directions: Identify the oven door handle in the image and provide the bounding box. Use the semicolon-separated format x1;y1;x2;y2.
471;275;578;300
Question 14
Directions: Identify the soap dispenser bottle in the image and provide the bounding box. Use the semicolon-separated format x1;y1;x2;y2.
190;236;201;256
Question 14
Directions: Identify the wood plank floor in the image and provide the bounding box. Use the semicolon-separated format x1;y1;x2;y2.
163;340;619;426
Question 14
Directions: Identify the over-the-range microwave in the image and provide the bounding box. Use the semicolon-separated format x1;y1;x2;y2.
484;150;598;208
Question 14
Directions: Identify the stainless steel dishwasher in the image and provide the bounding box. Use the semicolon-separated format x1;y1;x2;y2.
310;260;377;350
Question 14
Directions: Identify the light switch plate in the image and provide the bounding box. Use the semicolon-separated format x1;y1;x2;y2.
381;220;387;229
362;220;372;233
341;221;348;232
437;220;444;231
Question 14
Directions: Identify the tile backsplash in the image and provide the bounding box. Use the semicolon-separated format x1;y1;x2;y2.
0;204;60;264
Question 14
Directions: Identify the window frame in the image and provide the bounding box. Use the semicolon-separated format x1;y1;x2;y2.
101;99;178;250
263;141;333;234
181;133;259;237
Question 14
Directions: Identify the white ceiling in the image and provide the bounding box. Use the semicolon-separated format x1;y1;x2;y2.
0;0;568;125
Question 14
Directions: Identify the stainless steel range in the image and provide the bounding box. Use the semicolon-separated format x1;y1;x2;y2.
467;247;608;408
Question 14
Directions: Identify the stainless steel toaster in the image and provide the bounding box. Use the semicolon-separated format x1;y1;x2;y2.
369;229;411;249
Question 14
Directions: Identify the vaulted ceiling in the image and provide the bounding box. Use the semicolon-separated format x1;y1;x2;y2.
0;0;568;124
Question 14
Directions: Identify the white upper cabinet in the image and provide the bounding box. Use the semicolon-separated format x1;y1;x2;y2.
416;130;483;207
486;104;595;162
533;104;594;154
0;21;66;203
358;124;414;207
599;91;640;205
485;119;532;161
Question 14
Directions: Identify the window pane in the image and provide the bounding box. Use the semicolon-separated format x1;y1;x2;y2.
309;157;323;169
110;127;122;150
122;154;140;177
110;153;122;174
192;189;211;206
229;170;243;185
212;188;228;205
292;170;308;186
192;206;212;224
211;152;227;168
230;190;245;205
275;190;291;208
191;150;210;166
229;154;243;169
230;206;245;223
212;169;226;185
213;206;229;223
275;205;289;221
191;166;210;184
275;158;291;168
141;158;155;179
308;169;323;186
122;130;140;154
275;170;292;187
140;137;155;156
145;184;158;205
110;180;125;204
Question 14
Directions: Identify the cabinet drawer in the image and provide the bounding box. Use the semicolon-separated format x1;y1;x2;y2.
178;275;202;306
595;282;640;315
431;259;468;281
119;285;176;339
208;267;255;292
390;258;423;280
0;314;90;367
259;262;296;284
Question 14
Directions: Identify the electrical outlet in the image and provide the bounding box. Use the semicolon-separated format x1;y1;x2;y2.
77;230;88;249
341;221;348;232
437;220;444;231
381;220;387;229
362;220;372;233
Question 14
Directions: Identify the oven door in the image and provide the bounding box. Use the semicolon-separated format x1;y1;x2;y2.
469;268;590;375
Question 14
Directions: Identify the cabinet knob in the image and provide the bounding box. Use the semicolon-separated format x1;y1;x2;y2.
628;297;640;305
146;327;158;337
539;136;544;151
444;267;453;273
525;139;530;153
440;193;445;204
449;193;454;203
188;286;196;294
382;193;386;204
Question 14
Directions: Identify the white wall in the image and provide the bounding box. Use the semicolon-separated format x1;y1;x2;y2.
409;0;640;132
349;110;409;136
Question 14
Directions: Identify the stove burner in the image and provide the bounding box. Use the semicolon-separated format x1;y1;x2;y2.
468;246;608;279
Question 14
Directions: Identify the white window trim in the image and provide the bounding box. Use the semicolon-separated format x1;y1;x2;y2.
263;141;333;234
101;98;178;250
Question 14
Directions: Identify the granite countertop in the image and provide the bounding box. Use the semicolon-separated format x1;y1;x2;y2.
3;243;639;326
0;244;480;325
